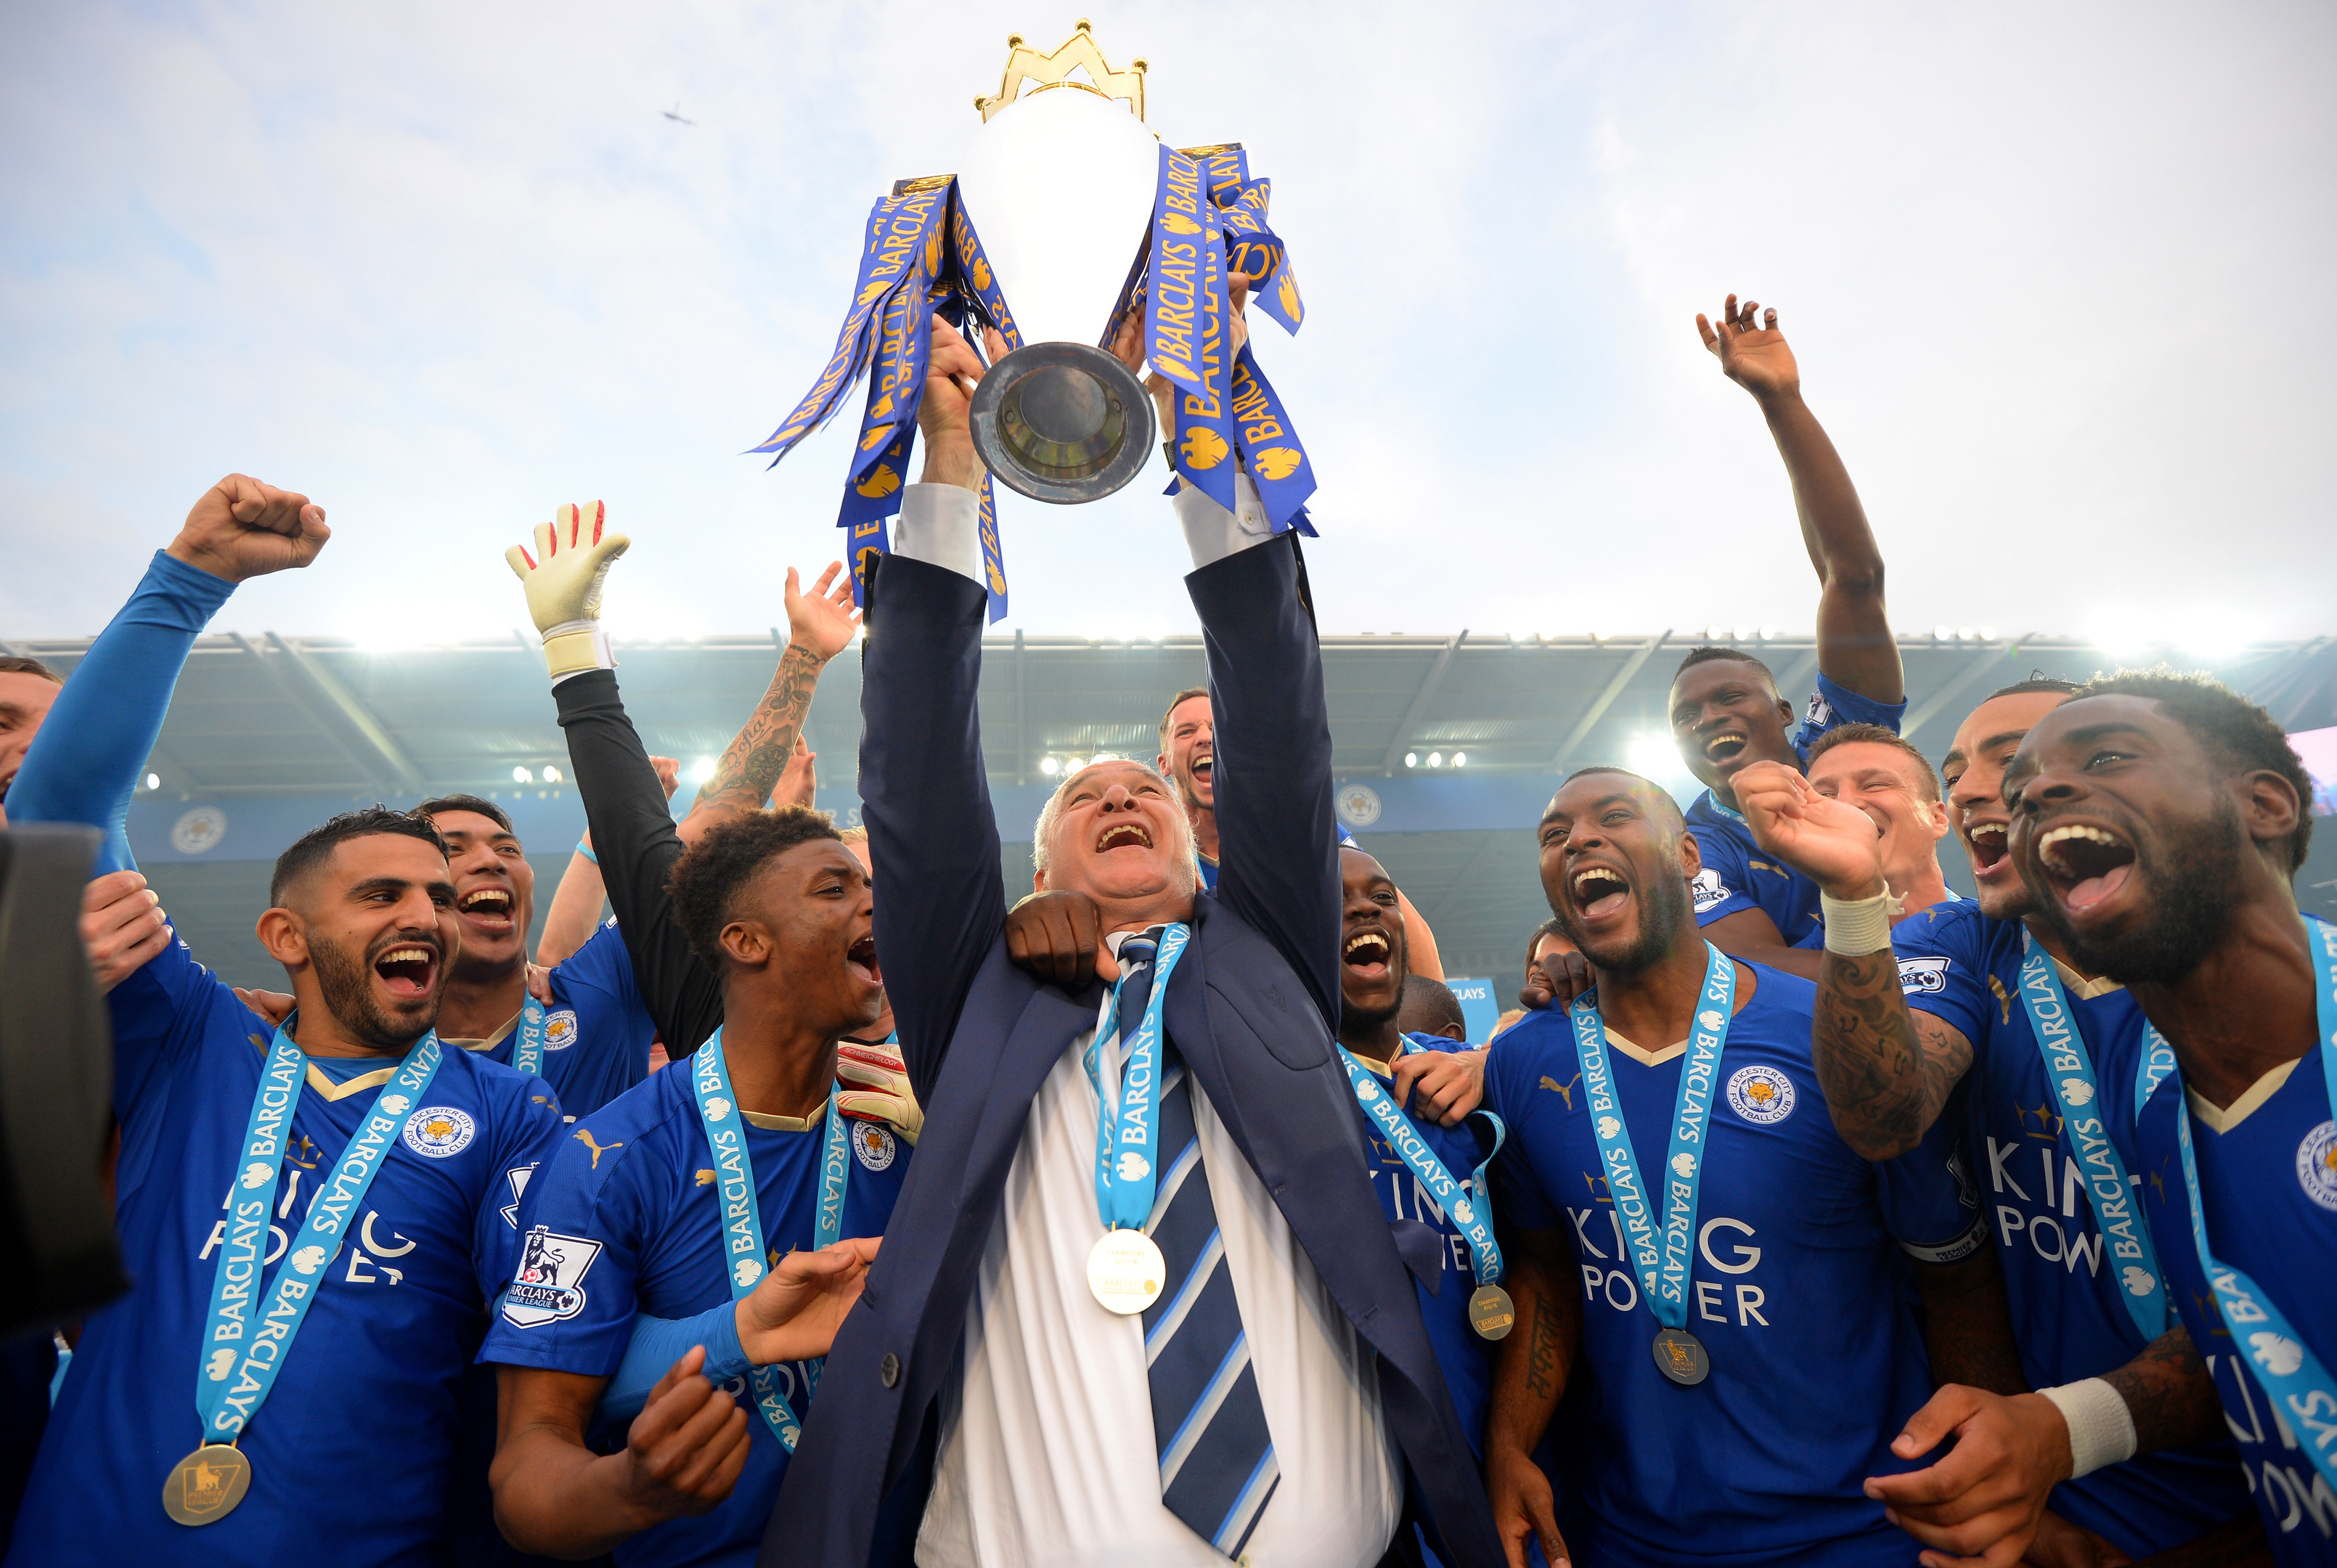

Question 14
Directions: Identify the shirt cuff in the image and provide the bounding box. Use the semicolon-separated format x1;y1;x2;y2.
1172;470;1274;570
894;484;985;585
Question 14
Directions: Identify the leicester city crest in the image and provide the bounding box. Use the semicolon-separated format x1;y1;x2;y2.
1726;1064;1796;1126
852;1119;898;1172
542;1008;579;1052
403;1106;477;1159
2296;1119;2337;1214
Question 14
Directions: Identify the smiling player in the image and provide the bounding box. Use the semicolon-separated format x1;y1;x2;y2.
1673;298;1909;978
1478;767;1986;1568
2004;671;2334;1565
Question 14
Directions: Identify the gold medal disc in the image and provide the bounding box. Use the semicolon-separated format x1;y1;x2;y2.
1087;1229;1166;1315
1652;1328;1710;1387
1468;1283;1517;1340
163;1442;251;1527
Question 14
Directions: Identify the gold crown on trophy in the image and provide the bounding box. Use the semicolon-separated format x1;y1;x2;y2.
975;20;1148;124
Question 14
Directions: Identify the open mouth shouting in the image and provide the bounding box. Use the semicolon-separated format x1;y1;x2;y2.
845;933;883;990
2034;822;2137;915
457;885;515;934
1700;730;1749;767
1096;822;1154;854
373;939;441;1001
1190;750;1212;785
1570;865;1631;923
1342;928;1393;981
1962;817;2012;882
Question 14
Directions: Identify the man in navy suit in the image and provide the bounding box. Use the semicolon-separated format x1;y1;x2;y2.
764;318;1504;1568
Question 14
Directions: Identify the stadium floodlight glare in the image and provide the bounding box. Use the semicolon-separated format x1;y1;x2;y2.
1758;625;1775;642
689;757;718;783
1452;751;1467;767
1957;626;1976;642
1404;751;1418;768
1428;751;1443;768
1628;732;1679;780
142;772;160;791
1978;626;1998;642
1040;756;1061;777
1705;625;1726;641
543;765;561;783
1933;625;1954;642
512;766;533;784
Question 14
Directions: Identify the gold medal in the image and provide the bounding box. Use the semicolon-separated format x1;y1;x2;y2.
1468;1283;1516;1340
1087;1228;1166;1315
163;1442;250;1527
1652;1328;1710;1387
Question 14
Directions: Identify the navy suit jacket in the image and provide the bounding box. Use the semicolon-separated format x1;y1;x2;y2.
762;538;1502;1568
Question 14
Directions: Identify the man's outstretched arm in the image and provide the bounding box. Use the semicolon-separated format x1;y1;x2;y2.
1699;296;1903;706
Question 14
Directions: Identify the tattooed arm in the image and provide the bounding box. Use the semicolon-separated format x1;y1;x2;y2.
1814;949;1973;1160
1483;1223;1578;1568
680;566;858;835
2104;1321;2228;1453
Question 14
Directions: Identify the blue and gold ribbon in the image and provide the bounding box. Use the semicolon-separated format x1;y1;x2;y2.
1228;344;1316;536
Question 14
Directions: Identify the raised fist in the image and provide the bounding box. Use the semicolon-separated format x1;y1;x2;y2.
1734;759;1885;898
166;475;330;583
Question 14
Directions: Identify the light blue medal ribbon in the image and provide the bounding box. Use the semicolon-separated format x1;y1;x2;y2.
690;1029;852;1454
2158;917;2337;1494
1700;791;1747;826
1570;943;1735;1382
512;995;547;1079
1085;924;1194;1233
197;1025;442;1442
2014;934;2168;1338
1335;1043;1506;1289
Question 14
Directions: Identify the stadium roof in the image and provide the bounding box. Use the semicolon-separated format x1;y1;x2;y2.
9;627;2335;990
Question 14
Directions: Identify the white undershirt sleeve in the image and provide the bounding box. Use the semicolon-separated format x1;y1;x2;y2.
893;483;985;585
1171;470;1275;570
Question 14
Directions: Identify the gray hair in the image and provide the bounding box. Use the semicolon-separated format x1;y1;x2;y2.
1031;758;1196;878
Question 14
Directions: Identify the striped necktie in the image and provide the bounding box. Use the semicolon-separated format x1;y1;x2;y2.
1114;932;1280;1558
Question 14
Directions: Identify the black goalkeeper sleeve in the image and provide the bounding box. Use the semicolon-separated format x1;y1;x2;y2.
552;669;724;1053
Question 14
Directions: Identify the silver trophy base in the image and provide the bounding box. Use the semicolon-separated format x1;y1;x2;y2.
970;340;1156;505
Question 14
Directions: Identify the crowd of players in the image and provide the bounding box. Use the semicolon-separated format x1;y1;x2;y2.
0;293;2328;1568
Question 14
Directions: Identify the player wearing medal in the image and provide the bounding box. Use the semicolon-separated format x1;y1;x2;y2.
2002;671;2337;1565
1672;297;1909;977
419;792;658;1117
480;804;899;1566
1737;682;2261;1566
1478;767;1986;1568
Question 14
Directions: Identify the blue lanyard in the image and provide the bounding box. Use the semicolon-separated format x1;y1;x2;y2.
1336;1041;1506;1286
690;1029;852;1454
1698;791;1746;826
1084;924;1194;1234
2014;933;2168;1339
197;1021;441;1442
2160;916;2337;1496
513;995;546;1079
1569;944;1735;1331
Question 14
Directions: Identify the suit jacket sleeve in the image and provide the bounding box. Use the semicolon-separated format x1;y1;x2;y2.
552;669;723;1053
1187;533;1342;1032
859;554;1008;1104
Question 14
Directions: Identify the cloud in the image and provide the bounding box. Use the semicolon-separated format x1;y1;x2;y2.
2;1;2331;641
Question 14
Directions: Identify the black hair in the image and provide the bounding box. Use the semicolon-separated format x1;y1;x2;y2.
1986;674;2081;702
1395;974;1467;1039
1806;722;1941;803
1673;645;1776;686
667;804;844;968
416;793;514;834
1556;766;1687;829
2065;669;2315;873
1522;915;1570;976
271;807;449;905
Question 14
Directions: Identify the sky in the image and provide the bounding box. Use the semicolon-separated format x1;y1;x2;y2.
3;1;2332;647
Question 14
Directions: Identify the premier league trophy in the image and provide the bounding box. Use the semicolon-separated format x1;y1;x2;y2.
751;20;1318;620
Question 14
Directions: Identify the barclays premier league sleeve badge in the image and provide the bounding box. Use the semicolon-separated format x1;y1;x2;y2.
499;1224;605;1328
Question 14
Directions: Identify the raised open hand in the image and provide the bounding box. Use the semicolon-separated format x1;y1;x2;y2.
784;560;861;663
505;502;632;682
1695;294;1799;401
1734;759;1885;897
772;735;817;810
166;475;330;583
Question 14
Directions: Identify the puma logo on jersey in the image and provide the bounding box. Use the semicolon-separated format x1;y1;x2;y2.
1540;1074;1580;1109
571;1130;624;1169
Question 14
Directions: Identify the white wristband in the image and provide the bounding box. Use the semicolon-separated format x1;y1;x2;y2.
2038;1378;2137;1478
540;621;613;681
1820;889;1896;954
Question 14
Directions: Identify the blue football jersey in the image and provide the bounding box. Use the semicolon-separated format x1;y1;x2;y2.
6;933;565;1567
478;1061;912;1568
469;918;658;1119
1686;671;1907;944
2138;1055;2337;1564
1892;902;2249;1554
1482;961;1977;1568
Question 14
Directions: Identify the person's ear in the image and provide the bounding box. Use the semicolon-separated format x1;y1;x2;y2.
719;920;772;968
1677;823;1705;883
256;906;307;968
2239;770;2302;864
1033;866;1048;893
1920;798;1951;845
